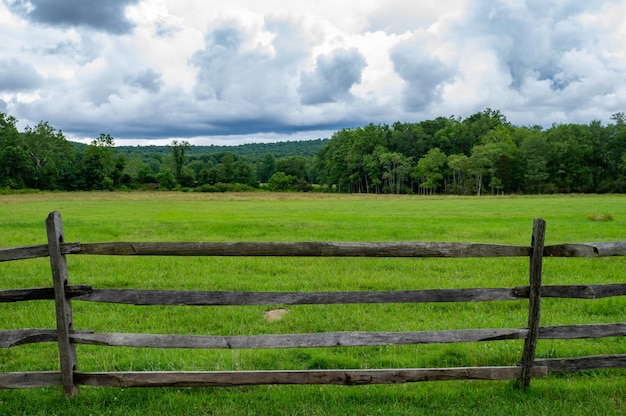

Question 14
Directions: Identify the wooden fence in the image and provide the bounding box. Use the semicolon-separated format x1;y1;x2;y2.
1;211;625;397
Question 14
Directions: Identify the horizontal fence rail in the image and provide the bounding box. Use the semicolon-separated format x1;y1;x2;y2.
3;241;626;262
0;212;624;397
3;284;626;305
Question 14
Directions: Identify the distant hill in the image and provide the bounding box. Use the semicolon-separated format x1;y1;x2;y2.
78;138;330;161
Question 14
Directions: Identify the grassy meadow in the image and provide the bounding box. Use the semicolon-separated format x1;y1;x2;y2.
0;192;624;415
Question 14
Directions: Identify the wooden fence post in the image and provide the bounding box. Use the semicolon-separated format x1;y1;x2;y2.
517;218;546;389
46;211;79;397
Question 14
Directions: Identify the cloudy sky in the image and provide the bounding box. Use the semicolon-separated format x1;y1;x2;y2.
1;0;625;145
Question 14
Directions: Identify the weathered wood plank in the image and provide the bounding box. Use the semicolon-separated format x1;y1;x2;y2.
76;288;521;306
76;241;532;258
544;241;626;257
68;323;626;350
538;323;626;339
74;366;548;388
46;211;79;397
0;287;55;302
3;284;622;305
62;284;626;306
71;328;529;349
0;244;49;262
0;285;92;303
0;372;62;389
518;218;546;389
515;284;626;299
0;329;95;348
534;354;626;371
588;242;626;256
0;329;59;348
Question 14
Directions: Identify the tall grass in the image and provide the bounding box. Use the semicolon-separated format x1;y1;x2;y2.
0;192;624;415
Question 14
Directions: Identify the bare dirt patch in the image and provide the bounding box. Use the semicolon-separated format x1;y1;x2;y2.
263;308;289;322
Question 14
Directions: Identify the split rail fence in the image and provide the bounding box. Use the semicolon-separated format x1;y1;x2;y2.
1;212;625;397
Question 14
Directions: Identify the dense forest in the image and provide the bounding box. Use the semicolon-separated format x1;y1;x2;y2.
1;109;625;194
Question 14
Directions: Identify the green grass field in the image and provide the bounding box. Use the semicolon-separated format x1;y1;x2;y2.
0;192;624;415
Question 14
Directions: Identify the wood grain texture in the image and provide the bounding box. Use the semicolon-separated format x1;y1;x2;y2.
74;284;626;306
514;284;626;299
538;323;626;339
71;328;530;349
46;211;79;397
535;354;626;371
0;244;49;262
3;284;622;305
0;285;91;303
76;241;532;257
518;218;546;389
74;366;548;387
0;372;62;389
76;288;521;305
0;329;94;348
0;329;59;347
544;241;626;257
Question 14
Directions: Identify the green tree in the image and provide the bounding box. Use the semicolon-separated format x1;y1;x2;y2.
545;124;595;192
137;164;157;184
414;147;448;194
268;172;298;191
169;140;191;183
448;154;471;195
123;155;148;187
316;129;354;192
467;145;492;196
275;156;309;180
518;127;550;193
81;134;118;190
480;126;519;194
0;145;32;189
233;159;257;186
0;113;32;188
179;167;196;187
598;113;626;192
377;150;413;194
157;168;177;190
198;161;219;185
347;124;389;193
257;153;276;183
21;121;75;189
218;154;235;183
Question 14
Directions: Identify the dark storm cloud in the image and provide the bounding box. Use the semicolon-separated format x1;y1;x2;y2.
390;40;454;111
0;58;43;91
298;48;366;105
124;69;163;93
6;0;140;34
51;110;348;139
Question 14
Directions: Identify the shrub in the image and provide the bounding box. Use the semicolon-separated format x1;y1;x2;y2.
587;212;614;222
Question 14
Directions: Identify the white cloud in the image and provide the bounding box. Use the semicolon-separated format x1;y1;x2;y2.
1;0;625;144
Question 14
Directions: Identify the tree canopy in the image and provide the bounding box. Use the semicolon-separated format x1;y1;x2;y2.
1;109;625;194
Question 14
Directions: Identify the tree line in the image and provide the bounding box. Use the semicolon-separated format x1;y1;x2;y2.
317;109;626;194
0;112;322;192
1;109;625;194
